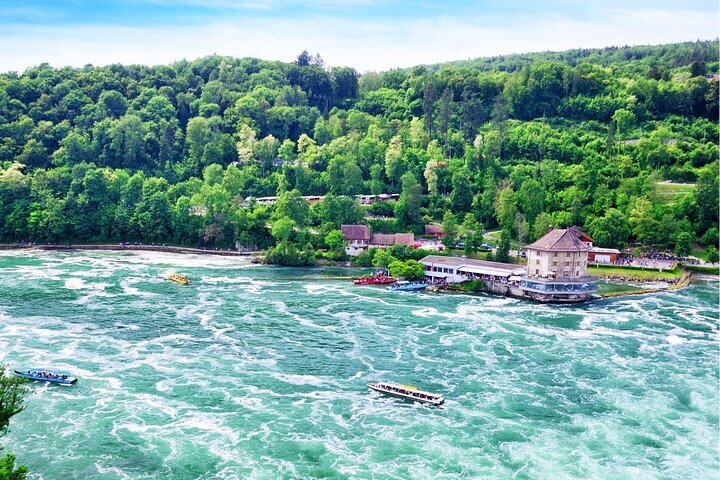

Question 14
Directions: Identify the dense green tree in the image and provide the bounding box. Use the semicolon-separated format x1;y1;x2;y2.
394;171;423;227
450;167;473;212
441;211;458;249
587;208;631;249
372;249;397;269
0;366;30;480
496;229;512;263
274;189;309;226
695;163;719;232
494;186;517;233
0;42;717;260
706;246;719;264
388;259;424;280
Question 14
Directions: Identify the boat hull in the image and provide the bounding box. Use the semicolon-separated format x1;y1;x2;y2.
387;284;427;292
13;369;77;385
166;275;189;285
367;383;444;405
353;276;396;285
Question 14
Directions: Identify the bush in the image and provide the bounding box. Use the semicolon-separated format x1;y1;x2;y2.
353;249;374;267
367;201;395;217
701;227;718;247
265;241;316;266
388;259;424;280
456;279;486;292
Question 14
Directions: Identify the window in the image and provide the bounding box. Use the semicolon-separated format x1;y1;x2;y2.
535;260;540;265
535;269;539;274
565;261;570;266
552;261;558;266
553;252;558;257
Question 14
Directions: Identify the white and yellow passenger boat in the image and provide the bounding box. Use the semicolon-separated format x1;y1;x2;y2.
367;382;444;405
166;273;189;285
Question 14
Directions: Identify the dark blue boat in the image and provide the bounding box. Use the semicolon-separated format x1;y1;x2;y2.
13;368;77;385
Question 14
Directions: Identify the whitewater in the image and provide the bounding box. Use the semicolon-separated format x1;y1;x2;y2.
0;250;717;479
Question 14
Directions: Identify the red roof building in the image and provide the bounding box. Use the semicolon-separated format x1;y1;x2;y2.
341;225;370;245
424;225;444;237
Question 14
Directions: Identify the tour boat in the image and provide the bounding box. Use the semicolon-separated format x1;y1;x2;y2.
353;270;396;285
386;280;427;292
367;382;444;405
14;368;77;385
166;273;189;285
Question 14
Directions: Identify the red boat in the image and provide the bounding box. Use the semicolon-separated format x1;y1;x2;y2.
353;270;396;285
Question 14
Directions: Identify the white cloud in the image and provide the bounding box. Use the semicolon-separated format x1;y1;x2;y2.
0;8;716;73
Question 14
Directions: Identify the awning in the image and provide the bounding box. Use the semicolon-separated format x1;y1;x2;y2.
458;265;512;277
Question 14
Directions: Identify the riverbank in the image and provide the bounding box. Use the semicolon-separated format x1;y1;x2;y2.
587;264;685;283
0;243;259;257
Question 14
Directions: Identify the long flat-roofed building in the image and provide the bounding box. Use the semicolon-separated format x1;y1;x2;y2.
420;255;526;285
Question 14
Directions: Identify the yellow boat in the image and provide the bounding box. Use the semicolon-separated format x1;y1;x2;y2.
166;273;189;285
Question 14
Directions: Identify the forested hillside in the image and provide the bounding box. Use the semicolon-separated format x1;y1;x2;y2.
0;41;717;262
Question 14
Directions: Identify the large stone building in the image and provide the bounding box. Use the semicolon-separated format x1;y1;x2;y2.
519;227;597;302
525;227;592;278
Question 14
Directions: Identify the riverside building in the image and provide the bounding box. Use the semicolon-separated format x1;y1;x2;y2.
420;227;597;303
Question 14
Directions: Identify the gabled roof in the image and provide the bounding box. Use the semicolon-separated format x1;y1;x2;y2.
370;233;415;246
370;233;396;246
567;226;593;243
526;228;590;252
341;224;370;241
395;233;414;245
424;225;444;235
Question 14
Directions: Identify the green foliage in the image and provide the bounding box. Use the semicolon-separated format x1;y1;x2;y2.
265;239;316;266
496;229;512;263
353;248;374;267
0;42;717;252
0;453;27;480
0;367;28;436
455;279;487;292
0;367;29;480
371;249;397;268
324;229;345;260
388;259;424;280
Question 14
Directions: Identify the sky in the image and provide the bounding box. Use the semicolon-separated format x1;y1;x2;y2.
0;0;717;73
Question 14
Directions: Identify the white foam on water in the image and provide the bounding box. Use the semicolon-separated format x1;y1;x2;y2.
271;372;328;387
63;277;86;289
411;306;439;318
666;334;687;345
94;464;131;480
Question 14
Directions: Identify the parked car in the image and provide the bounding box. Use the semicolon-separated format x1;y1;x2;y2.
480;243;492;250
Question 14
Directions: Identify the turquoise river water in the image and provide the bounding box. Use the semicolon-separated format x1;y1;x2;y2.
0;250;717;479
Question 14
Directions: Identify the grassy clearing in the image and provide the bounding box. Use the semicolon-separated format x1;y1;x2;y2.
588;264;684;281
655;182;696;195
655;182;696;205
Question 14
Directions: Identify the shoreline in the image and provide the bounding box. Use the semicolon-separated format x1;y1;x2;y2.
1;245;705;301
0;243;260;258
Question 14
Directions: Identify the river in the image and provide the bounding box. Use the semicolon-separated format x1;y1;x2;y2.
0;250;717;479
